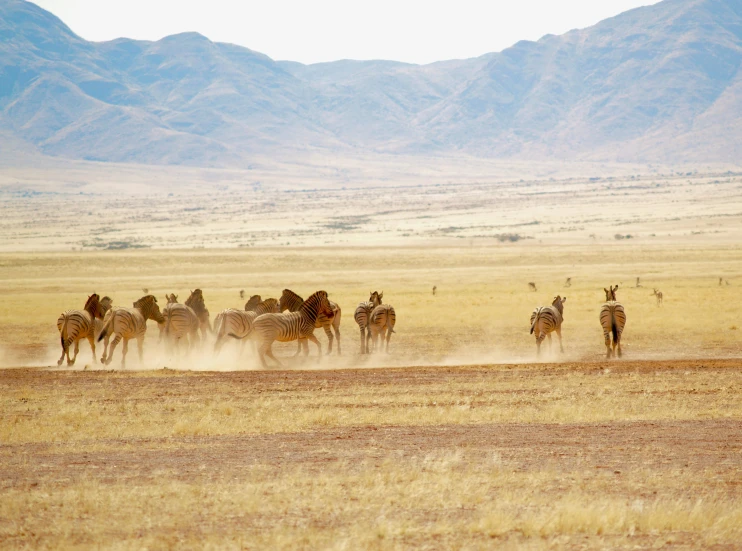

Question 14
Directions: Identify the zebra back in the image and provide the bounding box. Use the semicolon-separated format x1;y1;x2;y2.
370;304;396;333
244;295;262;311
57;310;95;349
214;309;257;340
278;289;304;312
600;301;626;339
164;303;200;338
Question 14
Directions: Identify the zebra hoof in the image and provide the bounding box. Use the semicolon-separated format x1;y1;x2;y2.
68;360;75;366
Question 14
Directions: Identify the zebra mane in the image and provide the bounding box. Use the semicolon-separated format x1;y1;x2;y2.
185;289;206;312
299;290;330;322
245;295;262;311
84;294;104;319
282;289;303;301
280;289;304;312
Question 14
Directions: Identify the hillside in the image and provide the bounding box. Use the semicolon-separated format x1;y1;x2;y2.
0;0;741;166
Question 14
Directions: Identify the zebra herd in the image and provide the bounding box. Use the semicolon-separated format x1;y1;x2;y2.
530;284;627;358
56;289;397;369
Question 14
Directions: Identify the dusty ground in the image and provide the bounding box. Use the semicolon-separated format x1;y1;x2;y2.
1;360;741;549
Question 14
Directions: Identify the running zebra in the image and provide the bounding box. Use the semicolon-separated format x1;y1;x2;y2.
255;298;280;315
252;290;335;368
185;289;212;339
213;309;258;355
244;295;262;311
600;285;627;359
94;296;114;361
529;296;567;355
56;294;106;366
158;293;179;343
163;302;200;354
354;291;382;354
368;303;396;353
98;295;165;368
278;289;342;354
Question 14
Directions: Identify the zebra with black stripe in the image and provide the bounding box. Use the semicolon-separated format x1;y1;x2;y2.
213;309;258;355
94;296;114;361
98;295;165;368
600;285;627;358
279;289;342;355
354;291;382;354
163;302;201;354
530;295;567;355
244;295;262;311
254;298;280;315
158;293;179;343
252;290;335;368
56;294;106;366
185;289;212;340
368;302;396;353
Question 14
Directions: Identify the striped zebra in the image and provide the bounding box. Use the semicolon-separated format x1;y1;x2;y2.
601;285;627;358
185;289;212;339
163;302;201;353
368;303;396;353
530;296;567;355
213;309;258;355
252;290;335;368
278;289;342;355
244;295;262;311
254;298;280;315
56;294;106;366
94;296;114;362
158;293;179;343
98;295;165;368
354;291;382;354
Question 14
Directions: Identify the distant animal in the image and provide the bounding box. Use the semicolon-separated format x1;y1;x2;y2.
252;290;335;368
239;290;245;300
56;294;106;366
279;289;342;355
564;278;571;288
600;285;626;359
651;288;663;307
354;291;383;354
528;282;537;292
213;309;258;355
530;296;567;356
719;277;723;286
635;277;642;288
98;295;165;368
432;286;437;296
185;288;212;339
142;288;149;294
244;295;262;311
368;303;396;353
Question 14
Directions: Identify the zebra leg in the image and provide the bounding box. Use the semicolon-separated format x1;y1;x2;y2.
547;333;552;354
101;334;110;364
120;338;129;368
293;340;302;357
384;327;392;353
615;333;622;358
57;341;67;367
87;334;97;364
306;334;323;362
556;327;564;353
359;327;366;354
604;332;612;359
323;324;333;355
334;322;341;356
261;342;283;369
105;335;121;365
214;333;225;356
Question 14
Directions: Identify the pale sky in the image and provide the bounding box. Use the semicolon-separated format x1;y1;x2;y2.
34;0;659;65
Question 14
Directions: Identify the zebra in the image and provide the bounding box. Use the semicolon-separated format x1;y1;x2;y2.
163;303;200;354
529;282;538;292
213;309;258;355
600;285;627;359
244;295;262;311
98;295;165;368
252;290;335;368
652;288;663;307
368;303;396;353
185;288;212;340
94;296;114;362
56;294;106;366
278;289;342;355
530;296;567;356
254;298;280;315
354;291;382;354
158;293;179;343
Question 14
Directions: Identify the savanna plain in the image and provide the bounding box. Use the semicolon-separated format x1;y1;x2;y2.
1;160;742;549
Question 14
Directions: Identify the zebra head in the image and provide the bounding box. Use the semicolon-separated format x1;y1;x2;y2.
604;285;618;301
186;289;207;315
166;293;178;304
245;295;262;312
302;291;334;321
279;289;304;312
369;291;382;307
84;293;105;320
100;296;113;314
135;295;165;324
552;295;567;316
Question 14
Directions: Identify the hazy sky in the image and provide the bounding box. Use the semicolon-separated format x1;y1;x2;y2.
34;0;658;65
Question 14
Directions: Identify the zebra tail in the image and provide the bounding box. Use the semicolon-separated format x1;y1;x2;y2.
530;310;540;335
96;312;113;342
60;315;69;351
611;313;618;342
228;333;250;340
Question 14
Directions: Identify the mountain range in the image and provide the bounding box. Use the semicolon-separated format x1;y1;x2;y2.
1;0;741;166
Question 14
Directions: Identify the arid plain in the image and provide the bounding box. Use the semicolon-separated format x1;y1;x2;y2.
1;158;742;549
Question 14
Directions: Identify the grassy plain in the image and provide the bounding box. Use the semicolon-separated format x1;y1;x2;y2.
1;162;742;549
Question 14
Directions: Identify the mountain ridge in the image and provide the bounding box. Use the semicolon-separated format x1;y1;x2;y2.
1;0;741;166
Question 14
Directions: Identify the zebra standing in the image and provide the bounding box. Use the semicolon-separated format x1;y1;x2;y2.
213;309;258;355
56;294;106;366
252;290;335;368
354;291;382;354
98;295;165;368
529;296;567;355
368;302;396;353
279;289;342;355
600;285;627;359
185;289;212;340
